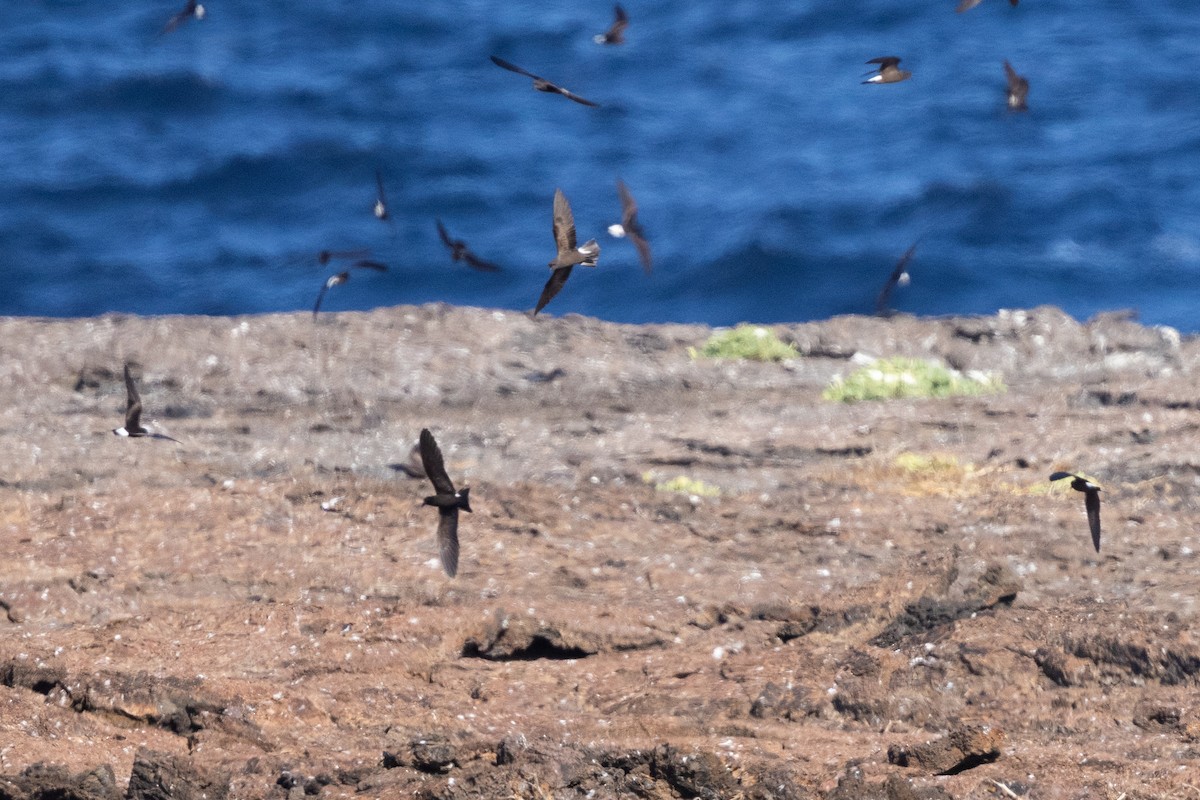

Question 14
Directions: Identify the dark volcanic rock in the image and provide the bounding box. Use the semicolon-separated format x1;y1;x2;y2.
126;748;229;800
0;764;119;800
887;723;1005;775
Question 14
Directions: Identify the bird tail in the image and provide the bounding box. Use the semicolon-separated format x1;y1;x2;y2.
577;240;600;267
458;487;472;513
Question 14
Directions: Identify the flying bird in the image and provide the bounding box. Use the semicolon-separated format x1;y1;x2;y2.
534;189;600;315
957;0;1018;11
160;0;205;35
418;428;472;578
875;241;919;316
608;179;652;274
489;56;600;107
436;220;501;272
296;248;374;268
312;261;388;317
373;170;390;222
862;57;912;84
594;5;629;45
1050;471;1102;552
1004;60;1029;111
112;364;180;443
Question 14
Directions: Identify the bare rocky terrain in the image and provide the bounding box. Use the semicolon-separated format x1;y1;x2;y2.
1;304;1199;799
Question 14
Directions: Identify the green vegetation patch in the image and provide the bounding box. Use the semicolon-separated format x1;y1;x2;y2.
642;471;721;498
823;357;1004;403
689;325;798;362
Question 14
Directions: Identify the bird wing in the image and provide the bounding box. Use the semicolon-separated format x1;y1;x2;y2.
463;251;502;272
375;169;387;201
1003;61;1026;93
312;284;330;317
617;179;638;223
558;88;600;107
437;509;460;578
1085;490;1102;552
350;259;388;272
553;189;578;253
630;231;653;274
419;428;457;495
123;363;143;430
614;4;629;23
876;242;918;315
1049;471;1076;482
534;266;573;315
436;219;455;249
490;55;543;82
867;56;901;68
956;0;984;11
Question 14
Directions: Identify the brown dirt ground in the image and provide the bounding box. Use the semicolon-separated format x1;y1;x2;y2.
1;305;1199;799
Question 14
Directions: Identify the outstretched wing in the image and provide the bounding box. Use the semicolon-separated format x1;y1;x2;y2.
534;266;573;315
956;0;984;11
463;251;502;273
437;509;460;578
617;179;638;223
558;88;600;107
1085;490;1101;552
490;55;543;82
419;428;456;495
436;219;455;249
123;363;143;430
553;189;578;253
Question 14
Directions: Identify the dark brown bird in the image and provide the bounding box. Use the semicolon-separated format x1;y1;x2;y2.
160;0;205;35
312;261;388;317
373;169;390;222
534;189;600;315
609;179;652;274
1050;472;1102;552
308;248;372;267
112;363;180;443
957;0;1018;11
436;220;501;272
594;5;629;45
862;57;911;84
419;428;471;578
490;55;600;107
875;241;918;316
1004;60;1029;111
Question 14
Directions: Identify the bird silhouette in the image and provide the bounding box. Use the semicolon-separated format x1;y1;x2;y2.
535;189;600;315
594;5;629;45
1004;60;1029;111
876;241;919;316
490;56;600;107
1050;471;1102;552
436;220;501;272
312;261;388;317
112;363;180;443
418;428;472;578
862;57;911;84
160;0;205;35
609;179;653;274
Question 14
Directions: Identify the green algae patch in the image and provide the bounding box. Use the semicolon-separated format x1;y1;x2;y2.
823;357;1004;402
689;325;798;362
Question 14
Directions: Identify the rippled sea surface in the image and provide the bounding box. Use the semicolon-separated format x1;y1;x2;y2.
1;1;1197;328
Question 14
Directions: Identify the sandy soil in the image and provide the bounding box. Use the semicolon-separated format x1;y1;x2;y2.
1;305;1199;799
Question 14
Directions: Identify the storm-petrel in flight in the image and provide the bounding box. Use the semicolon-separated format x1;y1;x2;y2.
1050;471;1102;552
418;428;472;578
373;169;391;222
113;363;181;443
312;261;388;317
875;241;918;316
957;0;1018;11
534;189;601;315
862;57;911;84
608;179;652;274
594;5;629;45
160;0;205;35
436;220;501;272
1004;60;1029;111
490;56;600;107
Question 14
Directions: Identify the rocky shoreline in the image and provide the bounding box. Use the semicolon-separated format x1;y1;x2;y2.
1;305;1198;798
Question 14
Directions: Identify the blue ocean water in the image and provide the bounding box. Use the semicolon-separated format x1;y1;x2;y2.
1;1;1198;328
